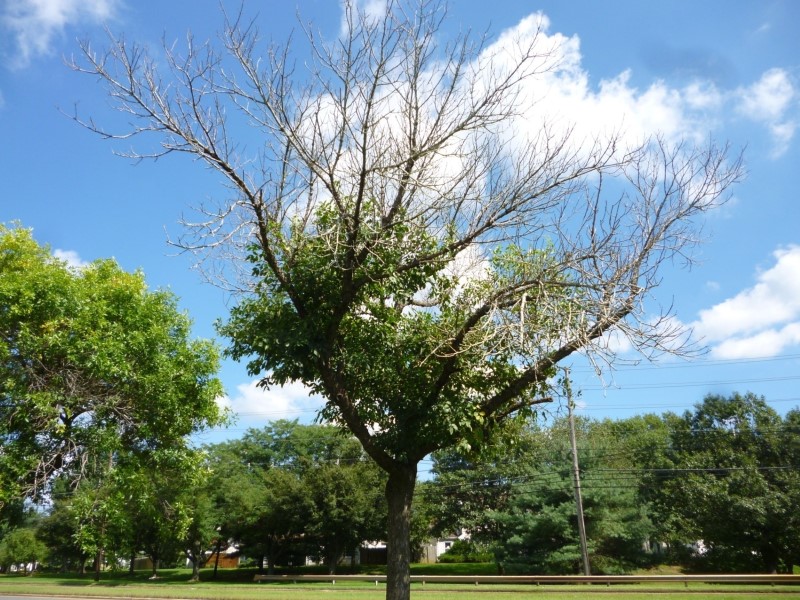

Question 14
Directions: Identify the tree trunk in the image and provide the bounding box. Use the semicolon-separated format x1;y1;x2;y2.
189;551;200;582
385;463;417;600
327;556;337;575
212;537;222;580
762;545;779;574
326;543;341;574
93;548;102;581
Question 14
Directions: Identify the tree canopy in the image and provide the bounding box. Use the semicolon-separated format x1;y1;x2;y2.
655;393;800;573
71;1;742;597
0;224;225;504
205;421;386;574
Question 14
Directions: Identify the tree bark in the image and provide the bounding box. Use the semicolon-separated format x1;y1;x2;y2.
93;548;102;581
385;463;417;600
212;537;222;579
189;551;200;582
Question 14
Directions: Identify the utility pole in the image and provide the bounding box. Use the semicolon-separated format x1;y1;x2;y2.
566;369;591;575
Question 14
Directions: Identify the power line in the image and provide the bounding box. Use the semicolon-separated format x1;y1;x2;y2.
568;353;800;373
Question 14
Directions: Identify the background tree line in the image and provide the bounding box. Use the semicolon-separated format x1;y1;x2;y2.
1;420;388;579
424;391;800;575
3;392;798;576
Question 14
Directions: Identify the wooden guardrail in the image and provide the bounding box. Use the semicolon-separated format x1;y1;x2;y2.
254;573;800;586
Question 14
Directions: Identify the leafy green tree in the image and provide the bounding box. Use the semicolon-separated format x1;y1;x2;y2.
659;393;799;573
35;494;88;573
251;467;312;574
426;420;536;545
70;477;128;579
182;485;218;582
0;224;225;505
205;434;309;574
236;421;387;572
498;418;653;573
0;499;27;548
121;455;198;578
618;412;687;557
305;459;386;573
430;416;654;574
0;528;47;574
233;420;366;472
206;422;386;573
781;409;800;571
203;441;259;575
73;2;741;597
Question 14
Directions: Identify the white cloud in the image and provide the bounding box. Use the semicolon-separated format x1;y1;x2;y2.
736;68;797;157
474;16;796;159
691;246;800;358
711;323;800;360
339;0;387;38
474;16;715;151
53;248;89;269
2;0;119;68
218;379;325;423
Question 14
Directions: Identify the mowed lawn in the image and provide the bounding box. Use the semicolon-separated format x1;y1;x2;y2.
1;567;799;600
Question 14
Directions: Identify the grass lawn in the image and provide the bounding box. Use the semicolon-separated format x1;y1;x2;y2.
1;567;799;600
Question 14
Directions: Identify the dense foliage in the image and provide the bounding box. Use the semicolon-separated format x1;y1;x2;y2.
5;394;797;577
425;393;800;575
0;224;225;506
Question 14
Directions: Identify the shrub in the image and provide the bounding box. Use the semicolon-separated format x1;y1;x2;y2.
438;540;493;563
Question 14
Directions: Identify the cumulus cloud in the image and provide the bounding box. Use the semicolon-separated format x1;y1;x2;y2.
217;379;325;423
736;68;798;157
53;248;89;269
691;246;800;358
470;14;796;158
2;0;119;68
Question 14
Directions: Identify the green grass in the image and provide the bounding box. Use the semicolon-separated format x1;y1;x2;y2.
1;567;799;600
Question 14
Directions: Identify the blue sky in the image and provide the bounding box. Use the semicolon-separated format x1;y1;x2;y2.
1;0;799;459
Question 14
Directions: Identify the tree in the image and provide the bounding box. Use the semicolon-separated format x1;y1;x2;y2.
204;430;312;575
619;412;687;557
425;420;535;546
658;393;799;573
36;492;88;573
182;484;218;582
781;409;800;572
206;421;386;573
118;454;199;578
305;459;386;573
72;2;742;598
0;224;225;503
430;417;654;574
0;528;47;574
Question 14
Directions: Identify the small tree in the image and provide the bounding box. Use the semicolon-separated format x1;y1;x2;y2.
72;2;742;597
182;487;217;582
0;528;47;574
36;493;88;573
